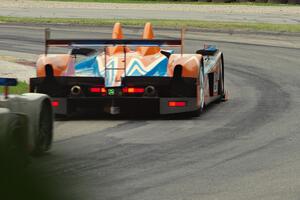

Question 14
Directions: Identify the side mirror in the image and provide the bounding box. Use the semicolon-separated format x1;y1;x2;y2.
196;45;218;56
0;78;17;86
0;78;18;99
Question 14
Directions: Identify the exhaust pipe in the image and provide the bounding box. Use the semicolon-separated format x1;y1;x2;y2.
70;85;81;96
144;86;156;97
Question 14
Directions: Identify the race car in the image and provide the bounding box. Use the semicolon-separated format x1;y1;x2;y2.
0;78;53;156
30;22;226;117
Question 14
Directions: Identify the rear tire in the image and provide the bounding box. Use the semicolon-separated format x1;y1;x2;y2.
217;54;225;102
32;100;53;156
190;60;205;117
220;53;226;101
216;74;224;103
2;114;29;167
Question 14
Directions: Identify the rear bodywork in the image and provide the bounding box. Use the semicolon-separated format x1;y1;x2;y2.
30;23;226;116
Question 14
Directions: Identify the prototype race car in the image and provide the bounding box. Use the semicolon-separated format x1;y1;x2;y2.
30;23;226;117
0;78;53;156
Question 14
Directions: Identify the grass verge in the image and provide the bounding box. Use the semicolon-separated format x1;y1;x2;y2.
0;82;29;94
0;16;300;32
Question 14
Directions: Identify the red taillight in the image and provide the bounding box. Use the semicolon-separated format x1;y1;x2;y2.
90;87;106;93
52;101;59;107
168;101;186;107
90;87;101;93
123;87;145;94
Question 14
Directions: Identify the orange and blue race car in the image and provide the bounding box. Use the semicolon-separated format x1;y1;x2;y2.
30;22;226;117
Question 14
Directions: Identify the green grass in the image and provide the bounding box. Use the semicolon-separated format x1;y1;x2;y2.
41;0;299;6
0;82;29;95
1;16;300;32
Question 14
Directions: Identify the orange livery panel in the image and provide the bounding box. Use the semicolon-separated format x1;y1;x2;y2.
36;54;74;77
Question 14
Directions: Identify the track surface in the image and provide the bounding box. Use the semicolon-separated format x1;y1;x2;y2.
1;24;300;200
1;0;300;24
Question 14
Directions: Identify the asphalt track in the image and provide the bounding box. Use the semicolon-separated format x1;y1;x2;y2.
1;1;300;24
1;24;300;200
1;6;299;24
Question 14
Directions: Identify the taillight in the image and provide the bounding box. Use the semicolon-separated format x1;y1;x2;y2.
52;101;59;107
123;87;145;94
101;88;107;93
168;101;186;107
90;87;106;94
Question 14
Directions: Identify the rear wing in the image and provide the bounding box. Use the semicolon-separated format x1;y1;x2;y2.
44;28;185;55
